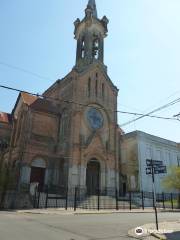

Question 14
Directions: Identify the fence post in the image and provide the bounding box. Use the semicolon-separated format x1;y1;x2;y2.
65;187;68;210
37;191;40;208
152;191;155;209
162;192;165;209
97;188;100;211
56;187;58;208
129;191;132;211
171;193;174;210
33;186;37;208
141;191;144;210
116;189;119;211
74;187;77;211
45;187;48;209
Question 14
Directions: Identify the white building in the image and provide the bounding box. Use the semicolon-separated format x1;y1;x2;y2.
120;131;179;194
178;143;180;166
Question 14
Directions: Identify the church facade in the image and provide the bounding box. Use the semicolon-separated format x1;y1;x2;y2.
1;0;121;194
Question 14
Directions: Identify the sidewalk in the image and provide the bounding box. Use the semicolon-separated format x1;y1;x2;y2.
16;207;179;215
128;221;180;240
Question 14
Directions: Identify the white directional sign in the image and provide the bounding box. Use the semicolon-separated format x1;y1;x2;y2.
154;166;167;174
146;159;167;175
146;159;163;166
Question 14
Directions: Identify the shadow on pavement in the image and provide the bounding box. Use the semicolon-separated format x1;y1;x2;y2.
165;231;180;240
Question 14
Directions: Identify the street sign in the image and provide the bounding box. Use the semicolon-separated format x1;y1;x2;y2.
146;159;163;166
154;166;167;174
146;167;152;175
146;166;167;175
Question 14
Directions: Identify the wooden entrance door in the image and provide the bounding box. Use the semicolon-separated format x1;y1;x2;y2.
86;161;100;195
30;167;45;191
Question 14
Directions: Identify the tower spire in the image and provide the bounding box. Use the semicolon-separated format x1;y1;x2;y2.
74;0;109;71
87;0;97;18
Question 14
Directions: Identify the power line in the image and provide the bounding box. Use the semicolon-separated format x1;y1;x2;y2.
173;112;180;121
0;61;54;81
0;84;179;123
120;97;180;127
118;111;175;121
173;112;180;118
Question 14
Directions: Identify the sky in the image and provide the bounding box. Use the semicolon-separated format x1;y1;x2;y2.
0;0;180;142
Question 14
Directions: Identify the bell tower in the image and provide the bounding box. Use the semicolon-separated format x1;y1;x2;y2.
74;0;109;71
43;0;119;191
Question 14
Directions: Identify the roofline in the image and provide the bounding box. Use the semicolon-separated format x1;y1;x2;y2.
11;92;21;116
0;111;12;124
122;130;178;145
43;70;74;96
74;62;119;92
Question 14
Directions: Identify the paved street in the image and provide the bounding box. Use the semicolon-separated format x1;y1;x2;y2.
0;211;179;240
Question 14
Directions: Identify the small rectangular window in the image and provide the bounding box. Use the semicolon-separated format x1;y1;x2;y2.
102;83;105;99
95;80;98;97
88;78;91;97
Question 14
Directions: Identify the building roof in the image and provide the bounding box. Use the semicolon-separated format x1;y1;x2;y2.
30;98;59;114
13;92;59;116
0;112;12;124
122;130;178;146
21;92;38;105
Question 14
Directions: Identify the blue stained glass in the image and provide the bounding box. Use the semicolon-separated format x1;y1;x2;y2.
87;108;103;129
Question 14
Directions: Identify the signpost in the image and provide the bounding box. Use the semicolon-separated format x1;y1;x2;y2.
145;159;167;230
154;166;167;174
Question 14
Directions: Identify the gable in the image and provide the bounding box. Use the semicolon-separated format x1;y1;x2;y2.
12;92;37;118
75;62;119;94
85;133;106;155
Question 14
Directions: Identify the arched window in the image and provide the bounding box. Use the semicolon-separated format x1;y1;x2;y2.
93;39;99;59
60;109;69;141
31;158;46;168
95;73;98;97
81;38;85;58
88;77;91;97
102;83;105;99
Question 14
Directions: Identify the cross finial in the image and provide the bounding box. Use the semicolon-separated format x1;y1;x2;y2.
87;0;98;18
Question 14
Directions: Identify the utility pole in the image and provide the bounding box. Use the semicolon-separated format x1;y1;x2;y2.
151;159;159;231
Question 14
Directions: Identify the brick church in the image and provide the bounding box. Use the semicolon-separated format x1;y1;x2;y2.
0;0;123;194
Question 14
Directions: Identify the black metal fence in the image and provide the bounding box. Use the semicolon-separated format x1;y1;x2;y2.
0;186;179;210
32;186;180;211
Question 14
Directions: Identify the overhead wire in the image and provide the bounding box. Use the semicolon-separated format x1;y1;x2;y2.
0;61;54;81
0;84;179;124
120;97;180;127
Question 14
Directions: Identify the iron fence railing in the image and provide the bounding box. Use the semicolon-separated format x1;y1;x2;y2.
32;186;180;211
0;186;180;211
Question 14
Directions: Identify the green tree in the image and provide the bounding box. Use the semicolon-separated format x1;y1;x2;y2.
162;166;180;208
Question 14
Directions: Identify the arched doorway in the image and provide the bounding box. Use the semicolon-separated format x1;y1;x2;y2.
86;160;100;195
30;159;46;191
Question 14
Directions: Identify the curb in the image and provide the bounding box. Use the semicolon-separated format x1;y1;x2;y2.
16;210;158;215
151;232;166;240
15;208;180;216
